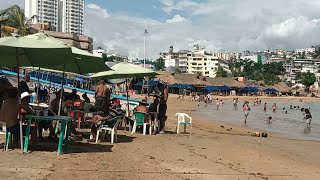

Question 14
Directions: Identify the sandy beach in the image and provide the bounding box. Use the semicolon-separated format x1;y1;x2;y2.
0;94;320;180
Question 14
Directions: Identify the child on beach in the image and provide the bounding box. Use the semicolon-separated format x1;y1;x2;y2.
216;98;220;110
233;98;237;110
243;101;250;124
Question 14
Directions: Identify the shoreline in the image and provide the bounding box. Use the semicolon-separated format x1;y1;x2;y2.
1;93;320;179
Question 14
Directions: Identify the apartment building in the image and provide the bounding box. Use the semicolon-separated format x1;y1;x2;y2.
25;0;84;35
240;54;267;64
59;0;84;34
161;46;190;73
295;48;316;54
25;0;59;30
283;59;320;83
92;49;106;57
214;52;239;61
161;45;230;77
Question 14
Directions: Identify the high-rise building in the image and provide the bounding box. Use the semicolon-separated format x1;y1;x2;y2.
25;0;84;35
25;0;59;31
59;0;84;35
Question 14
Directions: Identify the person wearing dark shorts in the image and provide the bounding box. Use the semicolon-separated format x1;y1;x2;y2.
157;83;168;134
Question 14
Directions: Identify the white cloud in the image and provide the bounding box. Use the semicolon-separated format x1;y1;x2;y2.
161;0;200;14
86;3;109;18
2;0;320;60
166;14;186;23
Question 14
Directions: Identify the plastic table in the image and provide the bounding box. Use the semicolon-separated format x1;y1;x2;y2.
24;115;72;155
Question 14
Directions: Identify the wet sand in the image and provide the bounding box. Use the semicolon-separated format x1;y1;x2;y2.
0;94;320;180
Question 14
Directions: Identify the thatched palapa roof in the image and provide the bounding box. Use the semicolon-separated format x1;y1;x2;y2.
204;77;246;88
267;82;290;93
155;73;207;86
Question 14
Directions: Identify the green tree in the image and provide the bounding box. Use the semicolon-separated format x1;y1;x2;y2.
300;72;316;88
0;5;28;36
216;66;228;77
174;67;182;74
155;57;165;70
301;52;306;59
102;54;119;62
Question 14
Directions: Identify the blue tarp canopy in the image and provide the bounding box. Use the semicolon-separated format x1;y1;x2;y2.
28;71;73;85
240;87;259;92
170;83;194;89
218;85;231;91
263;88;278;93
135;80;162;87
203;86;219;91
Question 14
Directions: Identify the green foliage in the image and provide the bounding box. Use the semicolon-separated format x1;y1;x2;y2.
215;66;228;77
228;59;285;85
102;54;112;62
102;54;124;62
299;72;316;88
174;67;182;74
0;5;27;36
155;57;165;70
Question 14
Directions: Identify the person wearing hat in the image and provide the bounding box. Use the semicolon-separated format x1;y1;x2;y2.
21;91;38;145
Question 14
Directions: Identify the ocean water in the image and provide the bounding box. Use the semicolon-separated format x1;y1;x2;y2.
189;100;320;141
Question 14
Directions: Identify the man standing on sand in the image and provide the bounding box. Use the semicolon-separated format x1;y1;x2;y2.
243;101;250;124
157;83;168;134
94;80;110;112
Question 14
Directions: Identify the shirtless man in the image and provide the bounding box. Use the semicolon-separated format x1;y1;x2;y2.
272;103;277;112
157;83;168;134
95;80;110;112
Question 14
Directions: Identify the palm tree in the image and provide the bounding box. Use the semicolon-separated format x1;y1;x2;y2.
0;5;28;36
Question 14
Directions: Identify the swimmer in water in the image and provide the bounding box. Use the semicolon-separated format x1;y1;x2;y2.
243;101;250;124
272;103;277;112
267;116;272;123
263;102;267;111
282;107;287;114
304;108;312;127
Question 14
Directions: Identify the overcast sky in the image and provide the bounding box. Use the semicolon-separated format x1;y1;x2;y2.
2;0;320;59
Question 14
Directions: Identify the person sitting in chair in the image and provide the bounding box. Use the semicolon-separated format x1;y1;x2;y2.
89;103;123;141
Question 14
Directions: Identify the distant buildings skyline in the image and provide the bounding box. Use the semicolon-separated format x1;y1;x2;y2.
25;0;84;35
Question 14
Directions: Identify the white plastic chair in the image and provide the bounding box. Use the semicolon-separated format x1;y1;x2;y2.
96;116;122;143
0;121;6;135
175;113;192;134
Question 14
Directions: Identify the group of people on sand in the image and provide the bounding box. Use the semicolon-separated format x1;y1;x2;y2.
0;75;169;147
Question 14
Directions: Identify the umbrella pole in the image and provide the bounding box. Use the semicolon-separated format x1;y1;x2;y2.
58;65;66;116
49;72;52;93
16;47;23;154
37;67;40;103
55;65;65;134
125;78;131;131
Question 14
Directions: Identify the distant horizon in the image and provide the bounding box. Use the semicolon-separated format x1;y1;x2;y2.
1;0;320;59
